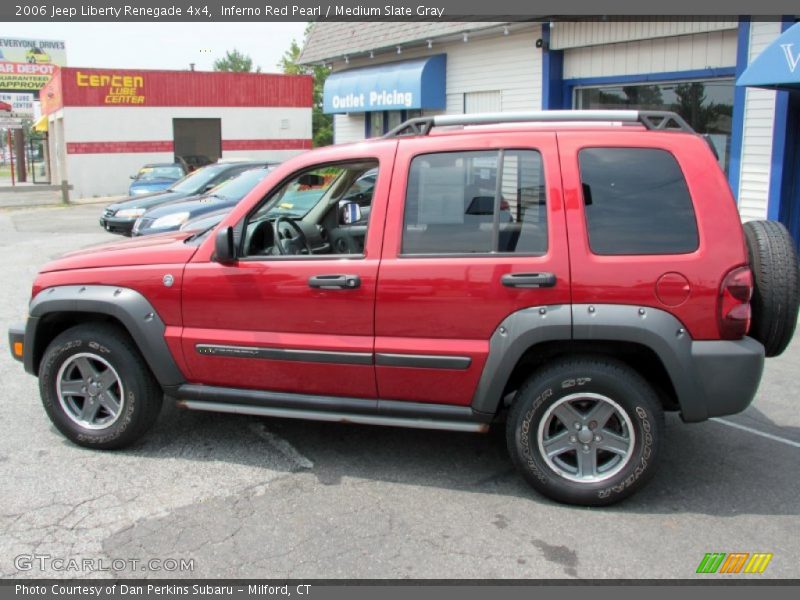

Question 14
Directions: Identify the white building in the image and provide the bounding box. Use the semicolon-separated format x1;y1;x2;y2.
39;67;313;198
299;19;800;250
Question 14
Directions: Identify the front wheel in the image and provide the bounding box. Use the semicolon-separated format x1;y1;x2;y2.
506;357;664;506
38;324;163;449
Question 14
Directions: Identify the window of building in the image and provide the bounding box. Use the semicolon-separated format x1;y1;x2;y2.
366;109;422;137
402;149;547;255
575;79;734;173
367;111;384;138
578;148;699;255
464;90;502;113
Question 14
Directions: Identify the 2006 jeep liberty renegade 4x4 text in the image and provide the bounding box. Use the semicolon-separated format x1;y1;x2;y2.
9;111;800;505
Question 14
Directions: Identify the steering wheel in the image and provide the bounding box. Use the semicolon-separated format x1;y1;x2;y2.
273;216;313;255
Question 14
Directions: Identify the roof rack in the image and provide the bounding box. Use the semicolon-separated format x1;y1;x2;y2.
383;110;694;138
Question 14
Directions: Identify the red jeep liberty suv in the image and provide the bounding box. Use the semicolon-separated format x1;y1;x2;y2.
9;111;800;506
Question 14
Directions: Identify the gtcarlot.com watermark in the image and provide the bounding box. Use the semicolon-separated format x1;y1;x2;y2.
14;553;195;574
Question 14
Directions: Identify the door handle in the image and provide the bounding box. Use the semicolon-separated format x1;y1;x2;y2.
501;272;557;288
308;274;361;290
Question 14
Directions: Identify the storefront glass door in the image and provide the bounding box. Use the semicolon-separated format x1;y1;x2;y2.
27;135;50;184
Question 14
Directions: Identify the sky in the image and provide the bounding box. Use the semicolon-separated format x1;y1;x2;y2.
6;22;309;72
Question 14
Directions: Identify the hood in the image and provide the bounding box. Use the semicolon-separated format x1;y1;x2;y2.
108;189;192;212
40;230;201;273
144;193;235;219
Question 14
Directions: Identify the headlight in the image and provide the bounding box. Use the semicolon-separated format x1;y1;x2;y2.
150;212;190;229
116;207;146;218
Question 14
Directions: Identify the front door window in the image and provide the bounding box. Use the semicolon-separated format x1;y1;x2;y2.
241;161;379;258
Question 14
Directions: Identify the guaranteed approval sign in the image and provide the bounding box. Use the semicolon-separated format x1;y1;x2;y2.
0;37;66;93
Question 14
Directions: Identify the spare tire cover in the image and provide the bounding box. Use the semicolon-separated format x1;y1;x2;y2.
743;220;800;357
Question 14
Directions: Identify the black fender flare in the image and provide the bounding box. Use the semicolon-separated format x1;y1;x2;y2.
470;304;763;423
25;285;185;387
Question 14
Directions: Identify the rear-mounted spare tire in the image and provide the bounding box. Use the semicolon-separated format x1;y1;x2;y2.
743;220;800;357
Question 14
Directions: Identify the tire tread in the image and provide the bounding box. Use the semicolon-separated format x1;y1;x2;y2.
743;220;800;357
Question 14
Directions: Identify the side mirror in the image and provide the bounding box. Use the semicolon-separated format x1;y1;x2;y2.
340;202;362;225
214;226;236;263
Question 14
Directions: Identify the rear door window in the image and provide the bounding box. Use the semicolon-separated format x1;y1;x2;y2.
578;148;699;255
402;149;547;255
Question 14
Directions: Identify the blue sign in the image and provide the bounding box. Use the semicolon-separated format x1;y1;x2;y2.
323;54;446;114
737;23;800;90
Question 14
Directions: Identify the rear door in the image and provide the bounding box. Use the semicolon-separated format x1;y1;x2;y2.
374;131;570;406
557;131;740;340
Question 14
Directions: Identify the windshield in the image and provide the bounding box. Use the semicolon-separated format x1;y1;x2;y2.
209;168;271;201
169;164;229;193
264;189;327;219
258;170;336;219
137;165;184;181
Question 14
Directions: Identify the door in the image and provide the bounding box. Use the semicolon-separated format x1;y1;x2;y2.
180;141;397;399
173;118;221;165
374;132;570;406
27;135;50;183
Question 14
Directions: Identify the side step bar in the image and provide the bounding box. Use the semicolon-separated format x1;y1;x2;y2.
174;384;492;433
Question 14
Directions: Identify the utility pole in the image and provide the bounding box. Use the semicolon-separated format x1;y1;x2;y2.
7;129;15;186
13;128;26;182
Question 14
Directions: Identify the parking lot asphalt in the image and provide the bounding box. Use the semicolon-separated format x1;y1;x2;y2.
1;203;798;580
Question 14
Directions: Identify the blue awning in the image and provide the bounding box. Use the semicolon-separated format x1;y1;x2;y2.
323;54;446;114
737;23;800;90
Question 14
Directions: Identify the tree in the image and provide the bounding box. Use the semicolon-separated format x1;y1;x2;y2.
214;49;261;73
671;82;731;133
279;25;332;147
622;84;663;109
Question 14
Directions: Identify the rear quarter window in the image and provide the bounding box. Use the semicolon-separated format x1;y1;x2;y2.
579;148;699;255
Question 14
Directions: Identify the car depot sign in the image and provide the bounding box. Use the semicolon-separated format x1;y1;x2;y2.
0;37;66;93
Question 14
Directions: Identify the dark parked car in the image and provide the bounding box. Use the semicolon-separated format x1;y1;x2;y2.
133;166;275;236
100;161;270;235
128;163;186;196
179;207;233;234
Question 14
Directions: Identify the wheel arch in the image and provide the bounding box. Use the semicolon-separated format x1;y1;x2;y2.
471;304;705;421
495;340;679;414
26;285;185;388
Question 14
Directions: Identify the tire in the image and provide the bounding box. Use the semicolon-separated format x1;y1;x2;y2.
506;357;664;506
38;324;163;449
743;220;800;357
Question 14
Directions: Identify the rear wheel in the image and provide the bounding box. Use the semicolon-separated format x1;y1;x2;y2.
743;220;800;357
39;324;163;449
506;357;663;506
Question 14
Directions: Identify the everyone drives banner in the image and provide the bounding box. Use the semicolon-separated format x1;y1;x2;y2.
0;37;66;93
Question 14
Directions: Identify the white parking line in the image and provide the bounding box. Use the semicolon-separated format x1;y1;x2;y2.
712;418;800;449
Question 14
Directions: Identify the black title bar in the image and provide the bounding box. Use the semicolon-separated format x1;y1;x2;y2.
3;1;800;22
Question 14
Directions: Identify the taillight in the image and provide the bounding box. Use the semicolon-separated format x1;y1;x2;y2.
718;266;753;339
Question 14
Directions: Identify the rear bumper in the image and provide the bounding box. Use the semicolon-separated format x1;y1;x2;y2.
8;324;25;363
686;336;765;421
